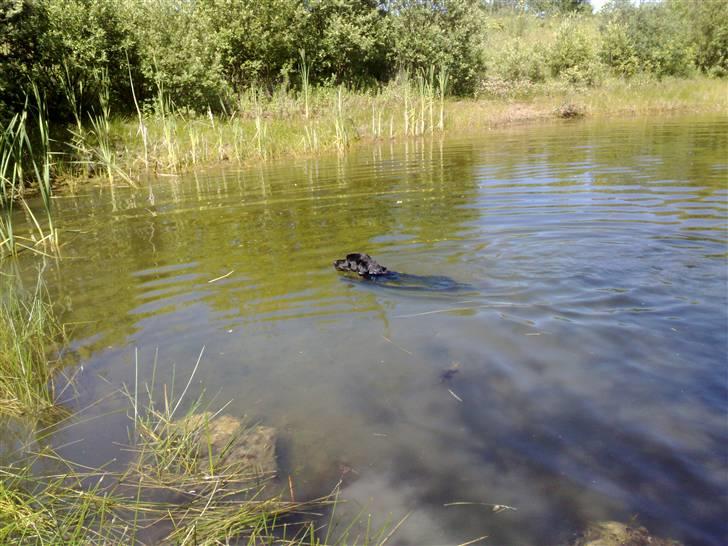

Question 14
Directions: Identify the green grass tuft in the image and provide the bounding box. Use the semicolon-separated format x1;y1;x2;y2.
0;275;64;418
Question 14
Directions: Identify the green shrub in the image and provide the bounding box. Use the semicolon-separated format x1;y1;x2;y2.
305;0;390;87
387;0;486;95
494;41;547;83
669;0;728;75
45;0;138;112
599;22;639;77
129;1;229;113
0;0;52;121
601;0;694;78
200;0;308;92
548;19;601;86
201;0;390;92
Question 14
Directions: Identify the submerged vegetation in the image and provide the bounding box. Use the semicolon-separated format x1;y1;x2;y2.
0;274;392;544
0;273;383;544
3;395;310;543
0;344;397;544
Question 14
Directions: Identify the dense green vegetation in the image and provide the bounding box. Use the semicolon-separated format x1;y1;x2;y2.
1;0;726;122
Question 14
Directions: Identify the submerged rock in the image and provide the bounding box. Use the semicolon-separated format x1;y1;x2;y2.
174;413;277;476
572;521;682;546
439;361;461;383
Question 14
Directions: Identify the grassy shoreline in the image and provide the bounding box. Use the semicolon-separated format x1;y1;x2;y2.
0;75;725;259
448;77;728;130
52;76;726;189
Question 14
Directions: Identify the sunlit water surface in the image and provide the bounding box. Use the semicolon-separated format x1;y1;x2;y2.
8;116;728;545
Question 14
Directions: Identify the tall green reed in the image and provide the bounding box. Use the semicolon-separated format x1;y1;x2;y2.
0;274;64;418
28;84;56;248
437;64;449;131
127;51;148;170
0;113;24;253
89;70;114;183
155;76;180;171
334;86;349;153
300;49;311;120
0;97;57;257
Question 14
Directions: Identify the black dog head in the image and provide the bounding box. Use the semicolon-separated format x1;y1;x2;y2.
334;253;388;277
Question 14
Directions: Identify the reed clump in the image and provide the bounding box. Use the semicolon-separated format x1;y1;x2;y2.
0;92;58;258
0;348;398;544
0;414;315;544
2;69;725;211
48;74;725;187
0;275;64;418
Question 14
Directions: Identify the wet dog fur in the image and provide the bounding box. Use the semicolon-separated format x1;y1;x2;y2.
333;253;389;277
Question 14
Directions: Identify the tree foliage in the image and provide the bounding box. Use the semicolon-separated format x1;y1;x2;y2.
387;0;486;95
0;0;51;119
0;0;725;123
601;0;694;78
669;0;728;76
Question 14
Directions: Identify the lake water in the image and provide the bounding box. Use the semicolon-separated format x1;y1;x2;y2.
8;115;728;545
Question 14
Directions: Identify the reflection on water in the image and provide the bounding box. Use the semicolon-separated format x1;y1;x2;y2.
7;116;728;545
338;271;475;293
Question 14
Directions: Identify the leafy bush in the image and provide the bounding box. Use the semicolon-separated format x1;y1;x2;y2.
0;0;52;121
304;0;390;87
548;19;601;86
669;0;728;75
492;41;547;83
128;1;229;113
599;22;639;77
44;0;141;117
387;0;486;95
601;0;694;78
201;0;308;91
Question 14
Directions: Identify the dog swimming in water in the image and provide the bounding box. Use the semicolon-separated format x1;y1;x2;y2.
333;253;389;277
333;253;474;293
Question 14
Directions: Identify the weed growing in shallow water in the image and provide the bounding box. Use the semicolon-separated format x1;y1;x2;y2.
0;275;64;418
0;99;57;257
0;348;401;544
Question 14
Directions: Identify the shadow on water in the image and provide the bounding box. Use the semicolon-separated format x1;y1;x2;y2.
338;271;476;294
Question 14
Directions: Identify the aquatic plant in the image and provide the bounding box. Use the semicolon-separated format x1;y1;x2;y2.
0;349;401;544
0;113;24;254
0;275;63;418
300;49;311;120
334;86;348;153
0;97;57;257
437;64;449;131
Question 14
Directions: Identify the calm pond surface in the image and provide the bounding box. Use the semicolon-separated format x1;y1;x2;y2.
8;115;728;545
